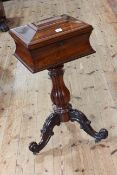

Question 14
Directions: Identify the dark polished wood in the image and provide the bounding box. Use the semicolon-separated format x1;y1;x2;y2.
29;112;61;154
9;14;95;73
0;0;9;32
9;14;108;154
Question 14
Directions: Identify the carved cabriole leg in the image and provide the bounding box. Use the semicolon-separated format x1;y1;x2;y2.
29;113;60;154
69;108;108;142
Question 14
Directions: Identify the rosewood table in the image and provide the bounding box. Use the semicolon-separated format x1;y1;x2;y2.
0;0;9;32
9;14;108;154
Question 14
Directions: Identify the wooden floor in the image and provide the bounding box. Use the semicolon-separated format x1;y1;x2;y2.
0;0;117;174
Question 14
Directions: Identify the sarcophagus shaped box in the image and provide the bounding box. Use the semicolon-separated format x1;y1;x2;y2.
9;14;95;73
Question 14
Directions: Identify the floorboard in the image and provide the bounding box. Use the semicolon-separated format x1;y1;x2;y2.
0;0;117;174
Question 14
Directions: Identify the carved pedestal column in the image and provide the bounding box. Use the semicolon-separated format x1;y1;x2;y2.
49;65;70;122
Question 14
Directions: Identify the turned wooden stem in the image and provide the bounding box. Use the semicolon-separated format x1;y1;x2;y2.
48;65;70;122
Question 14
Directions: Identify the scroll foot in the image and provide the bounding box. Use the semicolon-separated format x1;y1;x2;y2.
0;20;9;32
69;109;108;142
29;113;60;154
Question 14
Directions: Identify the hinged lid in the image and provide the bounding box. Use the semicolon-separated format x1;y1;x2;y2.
9;14;92;49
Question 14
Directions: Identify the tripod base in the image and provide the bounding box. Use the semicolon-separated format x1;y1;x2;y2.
29;105;108;154
29;65;108;154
